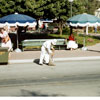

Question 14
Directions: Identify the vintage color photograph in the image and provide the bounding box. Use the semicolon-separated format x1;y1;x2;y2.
0;0;100;97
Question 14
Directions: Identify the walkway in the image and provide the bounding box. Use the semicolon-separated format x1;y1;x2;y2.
9;43;100;64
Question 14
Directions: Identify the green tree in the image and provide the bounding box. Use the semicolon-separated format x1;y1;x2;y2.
0;0;15;17
74;0;100;15
0;0;36;17
24;0;46;29
87;0;100;15
42;0;87;35
41;0;69;35
0;0;100;35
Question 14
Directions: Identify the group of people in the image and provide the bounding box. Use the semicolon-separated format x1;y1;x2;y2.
0;26;78;66
0;26;12;52
39;33;78;66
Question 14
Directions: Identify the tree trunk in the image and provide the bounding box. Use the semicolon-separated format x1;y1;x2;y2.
70;26;73;35
58;21;63;36
59;25;63;36
36;19;39;30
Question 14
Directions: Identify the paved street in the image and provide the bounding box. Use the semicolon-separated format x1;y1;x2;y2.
1;0;100;98
0;60;100;96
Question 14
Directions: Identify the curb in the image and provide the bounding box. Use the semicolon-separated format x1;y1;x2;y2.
9;56;100;64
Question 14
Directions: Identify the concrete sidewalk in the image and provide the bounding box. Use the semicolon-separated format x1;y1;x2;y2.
9;43;100;64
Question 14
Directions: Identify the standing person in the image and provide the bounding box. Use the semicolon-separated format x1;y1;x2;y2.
67;33;78;50
94;26;97;33
0;27;12;51
39;39;57;66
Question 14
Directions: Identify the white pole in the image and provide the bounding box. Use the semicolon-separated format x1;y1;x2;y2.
86;26;88;35
82;27;87;51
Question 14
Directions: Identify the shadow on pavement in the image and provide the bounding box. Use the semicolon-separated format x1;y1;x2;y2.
87;49;100;53
0;63;8;65
33;59;40;65
20;89;65;96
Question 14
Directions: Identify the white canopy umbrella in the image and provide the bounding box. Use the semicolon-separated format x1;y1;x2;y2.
0;13;36;52
67;13;100;50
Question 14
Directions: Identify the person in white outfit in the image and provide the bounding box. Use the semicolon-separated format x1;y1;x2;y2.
0;28;12;51
39;39;57;65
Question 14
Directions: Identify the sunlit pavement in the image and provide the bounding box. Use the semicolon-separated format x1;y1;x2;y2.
0;60;100;96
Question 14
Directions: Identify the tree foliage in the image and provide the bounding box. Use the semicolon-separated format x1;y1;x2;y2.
0;0;100;35
87;0;100;15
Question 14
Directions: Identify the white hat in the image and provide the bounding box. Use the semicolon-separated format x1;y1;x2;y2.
51;39;57;45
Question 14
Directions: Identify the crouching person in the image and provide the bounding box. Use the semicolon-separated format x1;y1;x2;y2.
39;39;57;66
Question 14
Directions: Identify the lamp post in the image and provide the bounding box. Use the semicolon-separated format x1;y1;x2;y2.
68;0;74;35
69;0;73;17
